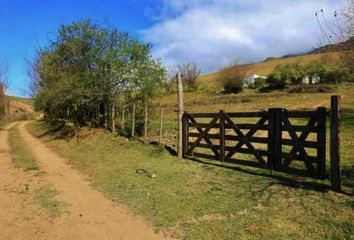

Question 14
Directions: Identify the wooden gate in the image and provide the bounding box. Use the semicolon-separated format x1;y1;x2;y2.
182;107;327;179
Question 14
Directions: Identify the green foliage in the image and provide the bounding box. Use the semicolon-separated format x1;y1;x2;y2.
267;60;350;89
267;64;305;89
306;61;349;84
33;20;165;126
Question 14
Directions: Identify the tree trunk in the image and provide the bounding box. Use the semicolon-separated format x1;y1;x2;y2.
159;106;163;145
104;104;108;129
122;104;125;129
131;104;135;137
112;102;116;134
144;103;148;142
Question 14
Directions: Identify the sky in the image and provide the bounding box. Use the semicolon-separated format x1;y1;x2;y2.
0;0;343;96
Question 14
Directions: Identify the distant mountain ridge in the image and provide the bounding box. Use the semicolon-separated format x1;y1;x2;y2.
308;37;354;54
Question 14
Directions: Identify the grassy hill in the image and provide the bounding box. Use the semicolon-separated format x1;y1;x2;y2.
197;52;342;90
5;96;34;120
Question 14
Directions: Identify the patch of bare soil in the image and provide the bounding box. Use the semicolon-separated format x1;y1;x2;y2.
0;122;169;240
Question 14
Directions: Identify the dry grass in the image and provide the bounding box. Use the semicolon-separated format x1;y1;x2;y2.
197;52;342;90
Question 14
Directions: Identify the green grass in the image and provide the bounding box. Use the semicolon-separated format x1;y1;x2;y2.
28;118;354;239
34;184;67;217
8;124;40;172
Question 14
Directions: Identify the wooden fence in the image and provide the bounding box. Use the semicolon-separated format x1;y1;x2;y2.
182;107;329;179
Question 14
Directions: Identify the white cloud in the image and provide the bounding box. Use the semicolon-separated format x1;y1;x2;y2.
142;0;342;72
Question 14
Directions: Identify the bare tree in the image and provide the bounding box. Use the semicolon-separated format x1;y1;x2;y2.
315;0;353;47
217;64;248;94
177;63;201;89
315;0;354;77
25;49;44;97
0;61;8;119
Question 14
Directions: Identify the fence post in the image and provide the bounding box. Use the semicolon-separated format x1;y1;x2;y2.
182;112;188;157
330;95;341;192
177;73;184;160
219;110;225;162
268;108;282;171
317;107;326;179
159;107;163;145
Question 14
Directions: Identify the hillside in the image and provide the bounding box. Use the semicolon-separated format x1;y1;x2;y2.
5;96;34;119
197;52;342;90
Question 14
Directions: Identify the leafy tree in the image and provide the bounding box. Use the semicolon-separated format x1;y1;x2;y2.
32;20;165;127
267;64;305;88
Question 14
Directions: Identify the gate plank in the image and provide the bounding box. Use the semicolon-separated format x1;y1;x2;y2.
187;115;220;158
282;110;316;175
224;114;268;167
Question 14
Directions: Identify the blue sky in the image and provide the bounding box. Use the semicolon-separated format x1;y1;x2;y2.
0;0;343;96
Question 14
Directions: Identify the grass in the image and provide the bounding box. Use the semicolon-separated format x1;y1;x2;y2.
8;124;40;172
34;184;67;217
28;115;354;239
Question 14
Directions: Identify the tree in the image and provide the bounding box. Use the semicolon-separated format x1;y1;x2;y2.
315;0;353;79
217;65;247;94
32;20;166;127
0;61;8;119
177;63;201;90
267;64;306;89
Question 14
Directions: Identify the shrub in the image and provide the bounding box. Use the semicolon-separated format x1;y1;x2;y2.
218;66;247;94
267;64;305;89
306;61;349;84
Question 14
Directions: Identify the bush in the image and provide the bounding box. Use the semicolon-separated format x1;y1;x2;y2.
218;66;247;94
306;61;349;84
267;64;305;89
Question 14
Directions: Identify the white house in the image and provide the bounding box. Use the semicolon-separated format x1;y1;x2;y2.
302;75;321;85
244;74;267;87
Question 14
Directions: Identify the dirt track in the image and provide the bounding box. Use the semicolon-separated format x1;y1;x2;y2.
0;122;167;240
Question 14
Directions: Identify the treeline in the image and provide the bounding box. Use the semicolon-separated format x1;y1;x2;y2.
30;20;166;129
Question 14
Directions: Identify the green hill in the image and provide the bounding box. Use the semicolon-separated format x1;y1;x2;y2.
197;52;342;90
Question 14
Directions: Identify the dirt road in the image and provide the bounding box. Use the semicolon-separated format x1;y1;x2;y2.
0;122;167;240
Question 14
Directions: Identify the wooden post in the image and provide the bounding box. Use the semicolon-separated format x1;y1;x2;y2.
177;73;184;160
330;95;341;192
144;103;148;142
268;108;282;170
159;107;163;145
317;107;326;179
219;110;225;162
182;112;189;157
112;101;116;134
131;104;135;137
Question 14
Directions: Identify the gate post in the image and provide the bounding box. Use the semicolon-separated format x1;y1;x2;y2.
182;112;189;158
330;96;341;192
219;110;225;162
317;107;326;179
268;108;282;171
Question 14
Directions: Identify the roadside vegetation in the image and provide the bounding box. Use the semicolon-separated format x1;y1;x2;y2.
27;81;354;239
27;98;354;239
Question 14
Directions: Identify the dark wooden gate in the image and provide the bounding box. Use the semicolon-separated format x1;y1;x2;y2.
182;107;327;179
